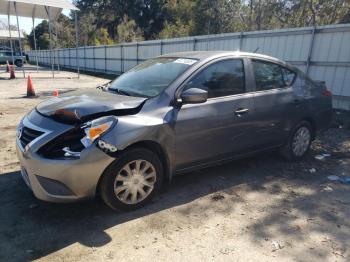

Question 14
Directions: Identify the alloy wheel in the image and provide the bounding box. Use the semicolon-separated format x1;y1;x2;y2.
114;160;157;204
292;126;311;157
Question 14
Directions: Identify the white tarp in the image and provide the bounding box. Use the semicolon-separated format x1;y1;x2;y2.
0;0;78;19
0;29;24;39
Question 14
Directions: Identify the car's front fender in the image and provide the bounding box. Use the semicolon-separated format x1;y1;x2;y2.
99;110;178;177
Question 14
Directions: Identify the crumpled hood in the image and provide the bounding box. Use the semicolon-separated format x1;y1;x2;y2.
36;89;146;124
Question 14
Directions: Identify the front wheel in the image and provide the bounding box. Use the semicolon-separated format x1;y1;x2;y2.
99;148;163;211
280;121;313;161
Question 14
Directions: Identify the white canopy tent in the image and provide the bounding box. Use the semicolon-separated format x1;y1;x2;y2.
0;0;78;19
0;0;79;78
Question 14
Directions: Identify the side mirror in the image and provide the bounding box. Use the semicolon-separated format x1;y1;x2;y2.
179;88;208;104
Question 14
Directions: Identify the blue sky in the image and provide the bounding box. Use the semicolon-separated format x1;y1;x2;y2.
0;1;72;34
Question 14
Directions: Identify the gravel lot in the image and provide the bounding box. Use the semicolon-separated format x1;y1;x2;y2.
0;67;349;262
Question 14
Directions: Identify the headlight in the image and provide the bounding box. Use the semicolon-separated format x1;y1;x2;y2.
81;116;116;148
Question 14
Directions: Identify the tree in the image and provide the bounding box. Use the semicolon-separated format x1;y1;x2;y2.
192;0;243;35
27;15;75;49
158;0;195;38
27;20;50;49
26;0;350;49
116;16;144;42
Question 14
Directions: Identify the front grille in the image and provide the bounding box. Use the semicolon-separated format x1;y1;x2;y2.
19;126;44;148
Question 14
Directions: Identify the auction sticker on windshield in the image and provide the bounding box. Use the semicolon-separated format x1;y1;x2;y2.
174;58;197;65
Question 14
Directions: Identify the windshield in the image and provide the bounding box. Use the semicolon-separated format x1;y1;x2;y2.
109;57;197;97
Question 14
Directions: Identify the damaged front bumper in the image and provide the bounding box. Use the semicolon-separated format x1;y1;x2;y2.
16;111;115;203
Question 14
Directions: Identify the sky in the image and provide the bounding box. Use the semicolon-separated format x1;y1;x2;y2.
0;0;73;34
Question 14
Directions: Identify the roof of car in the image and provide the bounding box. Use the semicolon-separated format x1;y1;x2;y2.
160;51;287;66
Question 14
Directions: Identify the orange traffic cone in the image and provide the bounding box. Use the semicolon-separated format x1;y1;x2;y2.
6;61;10;72
26;75;36;97
53;90;59;97
9;65;15;79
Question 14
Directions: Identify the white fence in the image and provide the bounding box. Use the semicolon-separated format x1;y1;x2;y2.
28;24;350;109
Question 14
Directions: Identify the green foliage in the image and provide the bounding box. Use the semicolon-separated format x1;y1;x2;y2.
27;20;49;49
27;0;350;49
116;16;144;43
159;20;193;39
27;15;76;49
94;28;115;45
158;0;194;38
78;12;97;46
37;33;50;49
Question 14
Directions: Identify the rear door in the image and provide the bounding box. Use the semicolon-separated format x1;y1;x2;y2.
174;58;256;170
249;59;302;148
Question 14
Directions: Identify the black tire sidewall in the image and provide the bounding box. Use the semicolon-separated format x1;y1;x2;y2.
284;121;313;161
100;148;163;211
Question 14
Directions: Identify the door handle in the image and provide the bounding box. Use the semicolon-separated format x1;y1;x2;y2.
234;108;249;117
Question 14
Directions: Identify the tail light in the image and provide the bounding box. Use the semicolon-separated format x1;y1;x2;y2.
322;89;332;97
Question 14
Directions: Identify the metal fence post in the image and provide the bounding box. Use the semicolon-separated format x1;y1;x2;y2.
84;46;86;71
306;26;316;75
239;31;243;51
193;38;196;51
14;2;26;78
160;41;163;55
104;45;107;73
136;42;139;64
121;44;124;73
68;48;72;68
93;46;96;72
74;11;80;78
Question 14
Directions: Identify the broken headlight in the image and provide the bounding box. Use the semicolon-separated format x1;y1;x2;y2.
81;116;116;148
38;116;117;159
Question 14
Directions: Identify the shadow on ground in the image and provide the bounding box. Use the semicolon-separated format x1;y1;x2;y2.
0;138;349;261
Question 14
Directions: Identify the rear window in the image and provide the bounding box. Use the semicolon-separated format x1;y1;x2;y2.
252;60;296;91
281;67;296;86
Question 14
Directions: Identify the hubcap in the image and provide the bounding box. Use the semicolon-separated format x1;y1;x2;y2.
292;126;311;157
114;160;156;204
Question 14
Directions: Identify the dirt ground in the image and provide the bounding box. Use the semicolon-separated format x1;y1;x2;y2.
0;66;349;262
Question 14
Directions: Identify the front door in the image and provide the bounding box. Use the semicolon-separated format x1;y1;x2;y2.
174;58;256;170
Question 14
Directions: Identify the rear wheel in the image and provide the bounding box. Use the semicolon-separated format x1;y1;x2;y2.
99;148;163;211
280;121;313;161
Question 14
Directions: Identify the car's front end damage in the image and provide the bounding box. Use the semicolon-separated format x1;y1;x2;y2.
16;109;116;202
15;89;159;202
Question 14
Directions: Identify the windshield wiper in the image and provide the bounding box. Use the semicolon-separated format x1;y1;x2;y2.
96;80;112;91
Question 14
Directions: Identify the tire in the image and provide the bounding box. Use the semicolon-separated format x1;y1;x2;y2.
99;148;163;211
14;59;23;67
280;121;313;161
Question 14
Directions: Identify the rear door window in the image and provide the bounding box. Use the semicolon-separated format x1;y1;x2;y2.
281;67;296;86
252;60;296;91
185;59;245;98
